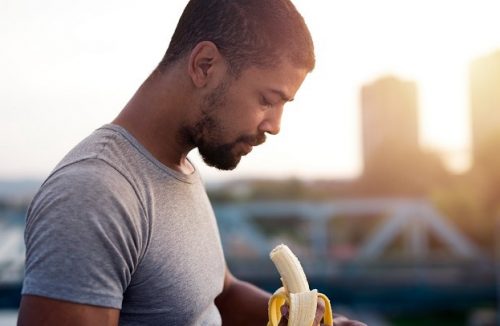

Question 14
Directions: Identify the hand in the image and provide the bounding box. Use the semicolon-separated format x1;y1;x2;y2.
278;299;325;326
278;300;367;326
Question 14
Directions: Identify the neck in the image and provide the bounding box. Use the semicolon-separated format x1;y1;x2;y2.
113;66;196;175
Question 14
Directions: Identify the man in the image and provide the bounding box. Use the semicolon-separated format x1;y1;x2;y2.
18;0;365;325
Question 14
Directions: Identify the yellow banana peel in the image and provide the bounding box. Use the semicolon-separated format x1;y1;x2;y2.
267;244;333;326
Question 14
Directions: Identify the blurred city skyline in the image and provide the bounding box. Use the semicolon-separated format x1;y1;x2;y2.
2;1;500;183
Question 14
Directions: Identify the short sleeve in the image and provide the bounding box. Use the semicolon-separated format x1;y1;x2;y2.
22;158;148;309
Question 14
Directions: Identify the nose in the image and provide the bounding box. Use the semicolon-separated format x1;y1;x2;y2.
258;106;283;135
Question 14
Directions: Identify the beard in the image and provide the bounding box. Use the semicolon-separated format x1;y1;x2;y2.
182;81;266;170
195;116;266;170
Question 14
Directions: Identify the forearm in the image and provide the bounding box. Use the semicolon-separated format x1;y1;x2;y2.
215;277;270;325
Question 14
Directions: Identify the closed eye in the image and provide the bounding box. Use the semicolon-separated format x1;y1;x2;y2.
260;96;274;108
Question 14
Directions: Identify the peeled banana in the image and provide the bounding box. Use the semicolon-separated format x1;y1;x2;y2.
267;244;333;326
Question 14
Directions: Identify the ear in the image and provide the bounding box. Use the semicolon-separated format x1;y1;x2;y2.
188;41;226;88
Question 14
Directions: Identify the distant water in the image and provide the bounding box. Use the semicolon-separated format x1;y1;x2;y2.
0;311;16;326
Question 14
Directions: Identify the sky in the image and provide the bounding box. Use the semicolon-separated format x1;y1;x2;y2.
1;0;500;183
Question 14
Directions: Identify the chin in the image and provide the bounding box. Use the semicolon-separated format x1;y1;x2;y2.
202;155;241;171
199;142;245;171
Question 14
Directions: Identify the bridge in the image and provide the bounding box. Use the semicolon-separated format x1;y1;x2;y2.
1;197;485;283
213;198;496;313
214;198;485;263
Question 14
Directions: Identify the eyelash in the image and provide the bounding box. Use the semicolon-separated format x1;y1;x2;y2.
261;96;273;108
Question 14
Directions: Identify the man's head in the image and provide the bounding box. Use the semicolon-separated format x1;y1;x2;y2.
158;0;315;76
161;0;314;170
183;79;268;170
181;57;309;170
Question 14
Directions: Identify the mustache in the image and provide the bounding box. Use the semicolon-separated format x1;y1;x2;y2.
237;133;266;146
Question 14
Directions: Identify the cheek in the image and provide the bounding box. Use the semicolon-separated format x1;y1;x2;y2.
222;94;263;134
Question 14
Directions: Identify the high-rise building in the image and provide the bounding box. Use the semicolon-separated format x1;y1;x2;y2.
469;51;500;168
360;76;420;174
358;76;447;195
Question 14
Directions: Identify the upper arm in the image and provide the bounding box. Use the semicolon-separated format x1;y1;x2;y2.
215;266;271;325
17;295;120;326
215;266;237;309
221;265;237;293
22;160;147;309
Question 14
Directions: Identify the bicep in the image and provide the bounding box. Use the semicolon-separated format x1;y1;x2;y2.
215;266;271;325
23;160;146;308
18;295;120;326
221;265;236;292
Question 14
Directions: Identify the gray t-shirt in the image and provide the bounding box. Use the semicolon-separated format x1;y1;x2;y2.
22;124;226;325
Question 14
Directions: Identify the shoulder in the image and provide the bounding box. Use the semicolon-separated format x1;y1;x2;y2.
26;157;147;240
37;158;138;206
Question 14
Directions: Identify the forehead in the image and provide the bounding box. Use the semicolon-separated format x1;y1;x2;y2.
232;62;309;99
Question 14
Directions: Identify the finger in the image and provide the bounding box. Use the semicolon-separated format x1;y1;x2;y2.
333;315;367;326
313;297;326;325
280;304;289;317
278;304;289;326
278;314;288;326
337;322;367;326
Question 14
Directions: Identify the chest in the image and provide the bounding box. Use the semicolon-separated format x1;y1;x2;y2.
121;186;225;319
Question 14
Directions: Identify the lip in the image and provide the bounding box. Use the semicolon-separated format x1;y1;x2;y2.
241;142;253;155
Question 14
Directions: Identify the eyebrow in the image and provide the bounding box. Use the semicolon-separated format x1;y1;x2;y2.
270;89;294;102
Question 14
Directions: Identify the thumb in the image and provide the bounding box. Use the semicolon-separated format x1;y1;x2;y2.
278;304;289;326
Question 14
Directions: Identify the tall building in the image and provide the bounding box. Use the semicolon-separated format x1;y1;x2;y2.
358;76;447;195
360;76;420;174
469;51;500;169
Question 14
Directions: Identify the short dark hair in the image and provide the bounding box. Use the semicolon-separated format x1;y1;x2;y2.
158;0;315;75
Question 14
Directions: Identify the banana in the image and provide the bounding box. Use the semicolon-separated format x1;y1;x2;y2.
267;244;333;326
